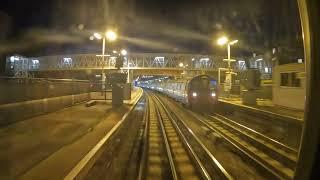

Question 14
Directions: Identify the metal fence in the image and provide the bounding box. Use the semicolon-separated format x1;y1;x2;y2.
0;77;90;105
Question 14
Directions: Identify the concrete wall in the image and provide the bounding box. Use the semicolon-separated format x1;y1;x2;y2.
272;63;306;110
0;78;90;105
0;93;89;126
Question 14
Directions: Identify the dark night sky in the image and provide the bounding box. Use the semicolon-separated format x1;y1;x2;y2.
0;0;303;57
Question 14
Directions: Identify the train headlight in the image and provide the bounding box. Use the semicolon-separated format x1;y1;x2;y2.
211;92;216;97
192;92;197;97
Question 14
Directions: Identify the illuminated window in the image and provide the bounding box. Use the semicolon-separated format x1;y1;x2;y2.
63;58;72;64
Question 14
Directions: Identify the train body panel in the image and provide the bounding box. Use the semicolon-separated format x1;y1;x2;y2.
141;75;218;110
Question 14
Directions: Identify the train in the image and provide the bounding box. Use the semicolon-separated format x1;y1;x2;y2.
272;63;305;110
140;75;219;110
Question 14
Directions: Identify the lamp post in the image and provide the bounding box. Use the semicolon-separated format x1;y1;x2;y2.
91;30;117;99
120;49;130;83
217;36;238;95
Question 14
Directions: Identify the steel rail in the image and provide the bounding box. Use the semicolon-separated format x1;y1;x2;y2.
154;94;234;180
190;111;293;179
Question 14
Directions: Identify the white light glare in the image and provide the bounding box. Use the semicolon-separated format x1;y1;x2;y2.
93;33;102;40
106;30;117;41
200;58;209;62
154;56;165;62
211;92;216;97
229;40;238;45
192;92;197;97
63;57;72;63
10;56;15;62
32;60;39;64
121;49;127;56
217;36;228;46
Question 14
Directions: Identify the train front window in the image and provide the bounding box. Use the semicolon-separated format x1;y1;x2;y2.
210;80;217;90
191;78;210;91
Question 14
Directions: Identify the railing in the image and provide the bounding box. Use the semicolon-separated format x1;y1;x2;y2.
7;53;249;72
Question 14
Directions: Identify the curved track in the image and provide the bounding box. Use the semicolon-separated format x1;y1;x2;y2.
153;91;298;179
138;91;233;180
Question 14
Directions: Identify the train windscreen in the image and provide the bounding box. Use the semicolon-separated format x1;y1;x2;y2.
191;77;215;91
210;80;217;90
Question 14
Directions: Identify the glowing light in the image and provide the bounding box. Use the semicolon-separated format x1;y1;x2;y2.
10;56;15;62
106;30;117;42
113;50;117;53
264;67;269;73
121;49;127;56
217;36;228;46
229;40;238;45
211;92;216;97
89;36;94;40
10;56;20;62
200;58;209;62
192;92;197;97
255;58;263;62
179;62;184;67
63;57;72;64
154;57;164;61
32;60;39;64
93;32;102;40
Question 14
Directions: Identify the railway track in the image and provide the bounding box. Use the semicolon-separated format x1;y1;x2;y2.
213;114;298;164
153;92;299;179
189;111;297;179
139;92;233;180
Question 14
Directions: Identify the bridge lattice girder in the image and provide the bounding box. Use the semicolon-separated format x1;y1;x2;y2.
26;53;246;71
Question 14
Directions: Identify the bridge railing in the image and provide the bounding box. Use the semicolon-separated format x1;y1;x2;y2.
7;53;249;76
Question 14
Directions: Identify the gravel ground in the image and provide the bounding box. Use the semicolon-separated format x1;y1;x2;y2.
84;95;146;180
223;112;301;149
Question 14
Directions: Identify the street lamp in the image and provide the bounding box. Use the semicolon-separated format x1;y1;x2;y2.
217;36;229;46
91;30;118;99
121;49;127;56
106;30;117;42
93;32;102;40
217;37;238;69
120;49;130;83
217;36;238;95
